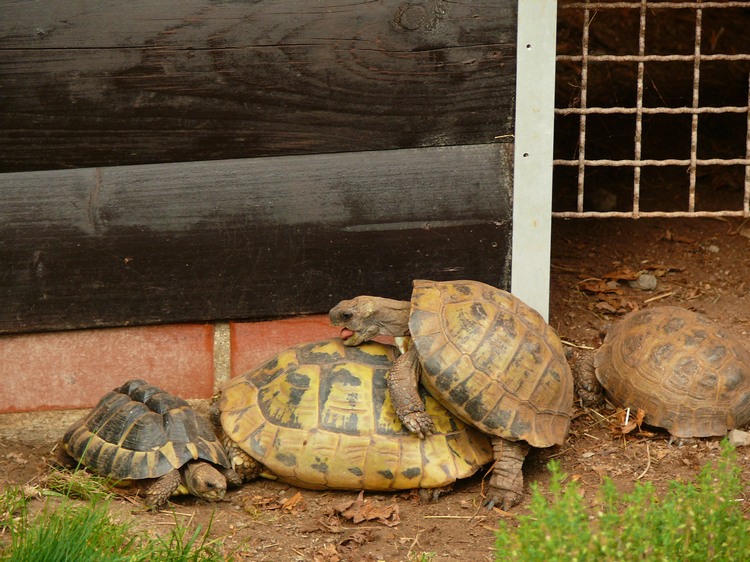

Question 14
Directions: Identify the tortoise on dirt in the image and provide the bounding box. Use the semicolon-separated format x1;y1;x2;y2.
215;338;493;493
329;279;574;509
574;306;750;438
59;379;241;509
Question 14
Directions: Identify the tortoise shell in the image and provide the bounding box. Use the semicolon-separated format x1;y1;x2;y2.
595;306;750;438
409;279;573;448
63;379;231;480
218;338;493;491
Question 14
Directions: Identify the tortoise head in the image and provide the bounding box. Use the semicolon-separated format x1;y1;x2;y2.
182;462;227;501
329;295;411;346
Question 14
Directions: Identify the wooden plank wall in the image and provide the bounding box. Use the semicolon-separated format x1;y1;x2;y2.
1;0;516;171
0;0;517;333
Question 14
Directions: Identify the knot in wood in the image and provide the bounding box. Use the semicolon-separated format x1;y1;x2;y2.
394;3;427;31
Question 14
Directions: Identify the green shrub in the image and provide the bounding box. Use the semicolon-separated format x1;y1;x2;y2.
495;441;750;561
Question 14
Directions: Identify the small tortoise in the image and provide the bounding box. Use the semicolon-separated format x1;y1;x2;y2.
216;338;493;492
59;379;241;509
329;279;574;509
574;306;750;438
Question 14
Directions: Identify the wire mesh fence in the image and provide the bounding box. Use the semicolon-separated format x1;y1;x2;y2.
553;0;750;218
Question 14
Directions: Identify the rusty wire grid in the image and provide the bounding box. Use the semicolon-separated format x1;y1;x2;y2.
553;0;750;218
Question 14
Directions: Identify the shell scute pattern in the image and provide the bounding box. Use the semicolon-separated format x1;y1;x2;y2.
595;306;750;437
219;339;493;490
409;280;573;448
63;379;229;481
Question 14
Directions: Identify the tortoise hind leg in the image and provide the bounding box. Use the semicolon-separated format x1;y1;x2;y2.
145;469;181;510
484;438;529;511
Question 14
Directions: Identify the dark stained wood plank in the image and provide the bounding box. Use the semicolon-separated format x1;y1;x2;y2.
0;0;516;172
1;144;513;333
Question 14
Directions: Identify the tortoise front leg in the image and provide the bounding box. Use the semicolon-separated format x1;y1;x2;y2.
145;468;181;510
388;346;436;439
485;437;530;511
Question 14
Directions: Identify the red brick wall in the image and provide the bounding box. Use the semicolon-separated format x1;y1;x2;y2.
0;315;340;413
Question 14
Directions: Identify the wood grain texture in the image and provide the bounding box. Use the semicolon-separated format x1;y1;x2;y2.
0;0;516;172
1;144;513;333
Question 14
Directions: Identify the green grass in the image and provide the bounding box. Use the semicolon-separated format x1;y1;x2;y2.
495;440;750;561
0;482;229;562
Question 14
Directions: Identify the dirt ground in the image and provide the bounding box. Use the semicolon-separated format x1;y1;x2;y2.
2;216;750;561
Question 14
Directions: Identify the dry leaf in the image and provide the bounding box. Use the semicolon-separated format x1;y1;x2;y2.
339;529;373;548
243;492;306;514
577;278;623;294
611;408;645;436
601;267;640;281
281;491;306;513
330;490;400;527
595;301;618;313
313;543;341;562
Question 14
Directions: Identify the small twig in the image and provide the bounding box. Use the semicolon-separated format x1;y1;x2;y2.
406;528;425;559
561;339;595;350
636;442;652;480
551;263;580;273
423;515;487;519
643;291;675;304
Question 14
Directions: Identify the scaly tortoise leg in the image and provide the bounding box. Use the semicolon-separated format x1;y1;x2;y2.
387;346;436;439
145;468;181;510
484;437;530;511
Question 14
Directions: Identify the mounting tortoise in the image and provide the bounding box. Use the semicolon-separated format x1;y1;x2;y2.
215;338;493;493
573;306;750;438
329;279;574;509
58;379;241;509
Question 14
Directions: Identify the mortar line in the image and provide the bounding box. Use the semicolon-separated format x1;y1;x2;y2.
213;322;231;393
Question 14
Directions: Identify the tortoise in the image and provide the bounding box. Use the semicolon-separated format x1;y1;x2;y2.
58;379;241;509
215;338;493;493
329;279;574;509
573;306;750;438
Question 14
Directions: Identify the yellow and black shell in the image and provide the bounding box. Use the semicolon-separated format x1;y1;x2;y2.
62;379;231;480
218;339;493;491
409;279;574;448
595;306;750;438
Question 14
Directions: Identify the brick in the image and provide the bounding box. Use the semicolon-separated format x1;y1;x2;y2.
0;324;214;413
230;315;341;376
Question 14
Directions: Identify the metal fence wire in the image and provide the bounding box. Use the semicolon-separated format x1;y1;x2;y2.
553;0;750;218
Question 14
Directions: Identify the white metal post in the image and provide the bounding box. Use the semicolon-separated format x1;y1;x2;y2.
511;0;558;320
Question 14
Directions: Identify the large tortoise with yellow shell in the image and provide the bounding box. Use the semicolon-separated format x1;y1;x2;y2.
216;338;493;492
330;279;574;509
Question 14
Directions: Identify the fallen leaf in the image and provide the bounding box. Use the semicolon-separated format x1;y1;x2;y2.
243;492;306;514
340;529;373;548
595;301;618;313
298;513;344;534
601;267;640;281
577;278;623;294
281;491;306;513
329;491;400;527
611;408;645;436
313;543;341;562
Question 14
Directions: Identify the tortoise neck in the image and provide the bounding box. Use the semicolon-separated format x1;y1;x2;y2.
371;297;411;337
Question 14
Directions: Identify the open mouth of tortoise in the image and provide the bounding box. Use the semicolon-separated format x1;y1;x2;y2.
339;328;355;340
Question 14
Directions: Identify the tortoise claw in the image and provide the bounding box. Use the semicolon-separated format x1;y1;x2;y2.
482;488;522;511
402;412;436;439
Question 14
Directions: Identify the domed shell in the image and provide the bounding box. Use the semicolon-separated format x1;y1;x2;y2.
63;379;230;480
219;339;493;491
595;306;750;438
409;279;573;448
